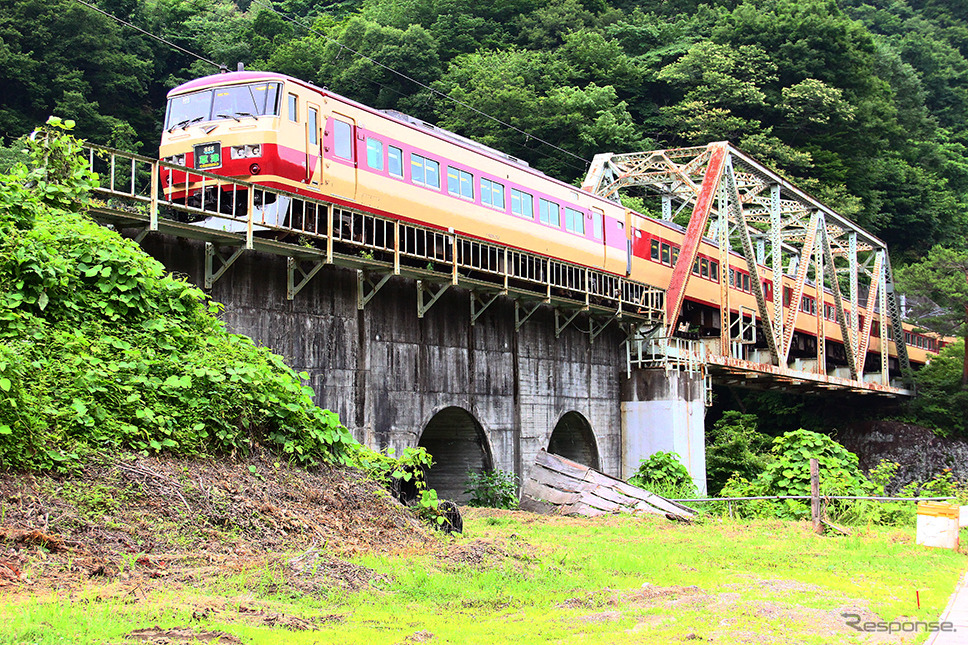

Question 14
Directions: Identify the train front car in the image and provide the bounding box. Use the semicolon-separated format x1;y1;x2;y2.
159;71;297;223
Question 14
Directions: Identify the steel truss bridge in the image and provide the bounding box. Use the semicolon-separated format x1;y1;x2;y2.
81;142;910;399
584;142;911;397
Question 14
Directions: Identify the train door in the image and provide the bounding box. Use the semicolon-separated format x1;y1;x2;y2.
328;112;358;201
591;206;606;266
306;102;323;188
624;207;633;275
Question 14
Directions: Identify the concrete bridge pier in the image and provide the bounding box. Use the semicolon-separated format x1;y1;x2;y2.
621;369;707;496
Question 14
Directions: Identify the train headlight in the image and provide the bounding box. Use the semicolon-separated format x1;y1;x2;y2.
230;144;262;159
164;153;186;166
249;163;261;175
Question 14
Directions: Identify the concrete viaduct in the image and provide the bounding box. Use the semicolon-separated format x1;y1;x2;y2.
139;234;671;501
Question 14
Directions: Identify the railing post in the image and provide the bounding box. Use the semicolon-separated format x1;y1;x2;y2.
810;458;822;535
326;205;334;264
149;161;159;231
245;189;255;250
393;220;400;275
452;234;459;285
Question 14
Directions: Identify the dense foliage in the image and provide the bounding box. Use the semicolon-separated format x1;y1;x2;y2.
721;428;876;520
464;469;519;509
0;119;359;471
628;450;696;497
905;341;968;435
704;410;770;496
1;0;967;259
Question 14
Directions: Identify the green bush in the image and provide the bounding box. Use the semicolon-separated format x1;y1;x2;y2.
907;341;968;436
629;451;696;497
465;469;518;509
721;429;876;521
705;411;770;496
0;119;357;471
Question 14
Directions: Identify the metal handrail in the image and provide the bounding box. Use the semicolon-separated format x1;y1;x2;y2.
82;144;666;323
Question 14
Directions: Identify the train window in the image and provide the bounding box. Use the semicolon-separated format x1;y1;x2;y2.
366;138;383;170
565;207;584;235
250;83;281;115
729;268;735;287
742;273;750;292
710;261;719;282
481;178;505;210
447;166;473;200
651;239;660;261
511;188;533;218
671;246;679;266
700;258;709;278
411;153;440;189
783;287;792;307
692;259;700;275
539;199;560;227
591;208;603;240
287;94;298;122
388;146;403;178
334;119;353;159
308;108;318;146
660;242;670;265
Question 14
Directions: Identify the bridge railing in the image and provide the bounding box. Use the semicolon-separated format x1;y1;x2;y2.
82;144;665;323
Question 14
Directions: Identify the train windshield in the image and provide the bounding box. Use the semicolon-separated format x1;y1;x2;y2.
165;82;282;130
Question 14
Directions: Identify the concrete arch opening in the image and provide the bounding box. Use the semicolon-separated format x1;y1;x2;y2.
548;411;600;469
417;406;493;503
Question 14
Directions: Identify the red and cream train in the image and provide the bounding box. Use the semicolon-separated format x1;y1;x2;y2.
158;70;940;375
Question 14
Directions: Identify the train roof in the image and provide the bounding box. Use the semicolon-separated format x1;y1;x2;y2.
167;71;293;96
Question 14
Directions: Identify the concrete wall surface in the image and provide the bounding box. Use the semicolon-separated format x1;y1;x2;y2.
139;236;627;495
622;369;707;495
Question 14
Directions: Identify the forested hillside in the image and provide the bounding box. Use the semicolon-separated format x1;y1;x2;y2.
2;0;967;260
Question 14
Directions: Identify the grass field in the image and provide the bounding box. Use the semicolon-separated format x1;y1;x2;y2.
3;507;966;644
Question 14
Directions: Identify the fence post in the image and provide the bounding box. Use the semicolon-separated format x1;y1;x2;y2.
810;458;822;535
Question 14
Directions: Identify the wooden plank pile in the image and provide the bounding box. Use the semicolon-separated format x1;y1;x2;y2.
519;449;695;521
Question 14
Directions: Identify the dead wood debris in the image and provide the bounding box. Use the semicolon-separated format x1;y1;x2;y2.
0;452;432;591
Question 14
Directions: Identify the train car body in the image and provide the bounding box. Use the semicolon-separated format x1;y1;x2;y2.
159;71;940;375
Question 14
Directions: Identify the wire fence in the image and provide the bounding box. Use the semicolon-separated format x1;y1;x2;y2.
671;495;957;503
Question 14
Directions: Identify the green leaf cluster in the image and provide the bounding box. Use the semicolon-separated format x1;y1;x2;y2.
705;410;770;496
0;120;357;471
721;429;875;520
628;450;696;496
464;469;519;509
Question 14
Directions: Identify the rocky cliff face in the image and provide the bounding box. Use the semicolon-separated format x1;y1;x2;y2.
836;421;968;491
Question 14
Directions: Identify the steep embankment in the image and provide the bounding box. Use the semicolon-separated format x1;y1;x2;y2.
0;122;434;588
837;421;968;490
0;120;358;471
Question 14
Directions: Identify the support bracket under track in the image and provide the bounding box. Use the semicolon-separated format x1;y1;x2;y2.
205;242;245;290
288;258;326;300
417;280;450;318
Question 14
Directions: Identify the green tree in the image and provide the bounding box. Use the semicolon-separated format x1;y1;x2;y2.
705;411;770;496
896;245;968;385
906;341;968;436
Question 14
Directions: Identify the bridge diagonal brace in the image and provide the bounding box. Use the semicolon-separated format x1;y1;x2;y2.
555;308;582;339
417;280;449;318
358;270;392;310
205;242;245;290
515;300;541;332
133;226;151;244
471;291;502;326
288;257;326;300
589;311;620;344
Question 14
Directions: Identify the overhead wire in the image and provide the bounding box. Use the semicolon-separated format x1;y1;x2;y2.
73;0;592;173
72;0;222;70
248;0;593;170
